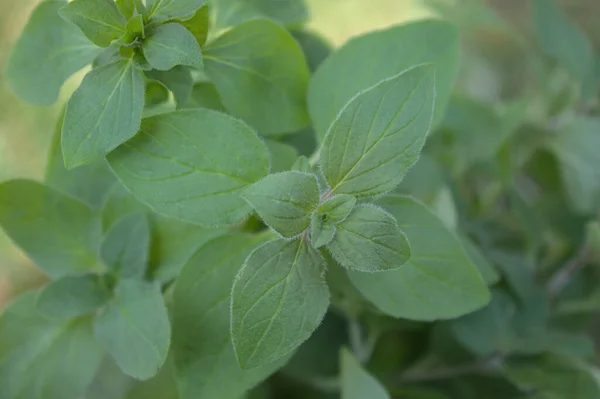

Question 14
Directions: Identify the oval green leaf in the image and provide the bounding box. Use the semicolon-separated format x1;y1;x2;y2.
308;19;459;142
62;60;145;169
348;195;490;321
326;205;411;272
142;23;203;71
59;0;127;47
173;234;288;399
107;109;270;227
204;19;310;135
319;65;435;197
94;279;171;380
242;171;320;238
231;238;329;369
100;212;150;278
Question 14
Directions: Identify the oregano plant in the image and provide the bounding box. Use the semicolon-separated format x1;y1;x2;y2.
1;0;600;398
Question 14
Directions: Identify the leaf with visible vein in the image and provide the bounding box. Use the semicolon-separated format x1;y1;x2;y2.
319;65;435;198
142;23;203;71
148;0;207;22
107;109;269;227
242;171;320;238
231;238;329;369
348;195;490;321
326;205;410;272
94;279;170;380
100;212;150;278
59;0;127;47
173;234;287;399
204;19;310;135
62;60;144;169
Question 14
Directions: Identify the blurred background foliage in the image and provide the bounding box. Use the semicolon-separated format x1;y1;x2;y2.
1;0;599;307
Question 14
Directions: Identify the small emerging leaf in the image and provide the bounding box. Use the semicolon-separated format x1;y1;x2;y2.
242;171;320;238
340;348;390;399
143;23;203;71
100;212;150;278
310;213;336;249
319;65;435;197
231;239;329;369
62;60;144;169
327;205;410;272
126;14;145;38
94;279;171;380
317;194;356;224
292;155;311;173
59;0;127;47
6;0;101;105
36;274;111;320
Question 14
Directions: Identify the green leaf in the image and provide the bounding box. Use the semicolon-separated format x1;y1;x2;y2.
46;114;116;209
173;234;288;399
533;0;593;78
505;356;600;399
308;19;459;142
211;0;309;30
0;293;104;399
204;19;310;135
146;66;194;107
265;140;299;173
117;0;136;20
36;274;111;320
94;279;170;380
148;0;207;23
62;60;145;169
310;213;336;249
107;109;270;227
242;172;320;238
231;238;329;369
100;213;150;278
450;289;517;357
292;29;332;73
319;65;435;197
179;4;209;46
292;155;311;173
142;23;203;71
59;0;127;47
548;116;600;214
102;183;226;282
348;196;490;320
126;14;145;37
183;81;225;111
317;195;357;224
326;205;411;272
0;180;102;278
5;0;101;105
458;235;500;285
340;348;390;399
125;356;179;399
145;80;170;107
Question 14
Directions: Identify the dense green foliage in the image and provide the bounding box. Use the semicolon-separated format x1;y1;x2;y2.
1;0;600;398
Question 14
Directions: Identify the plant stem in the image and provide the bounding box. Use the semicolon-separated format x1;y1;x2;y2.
547;243;590;299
